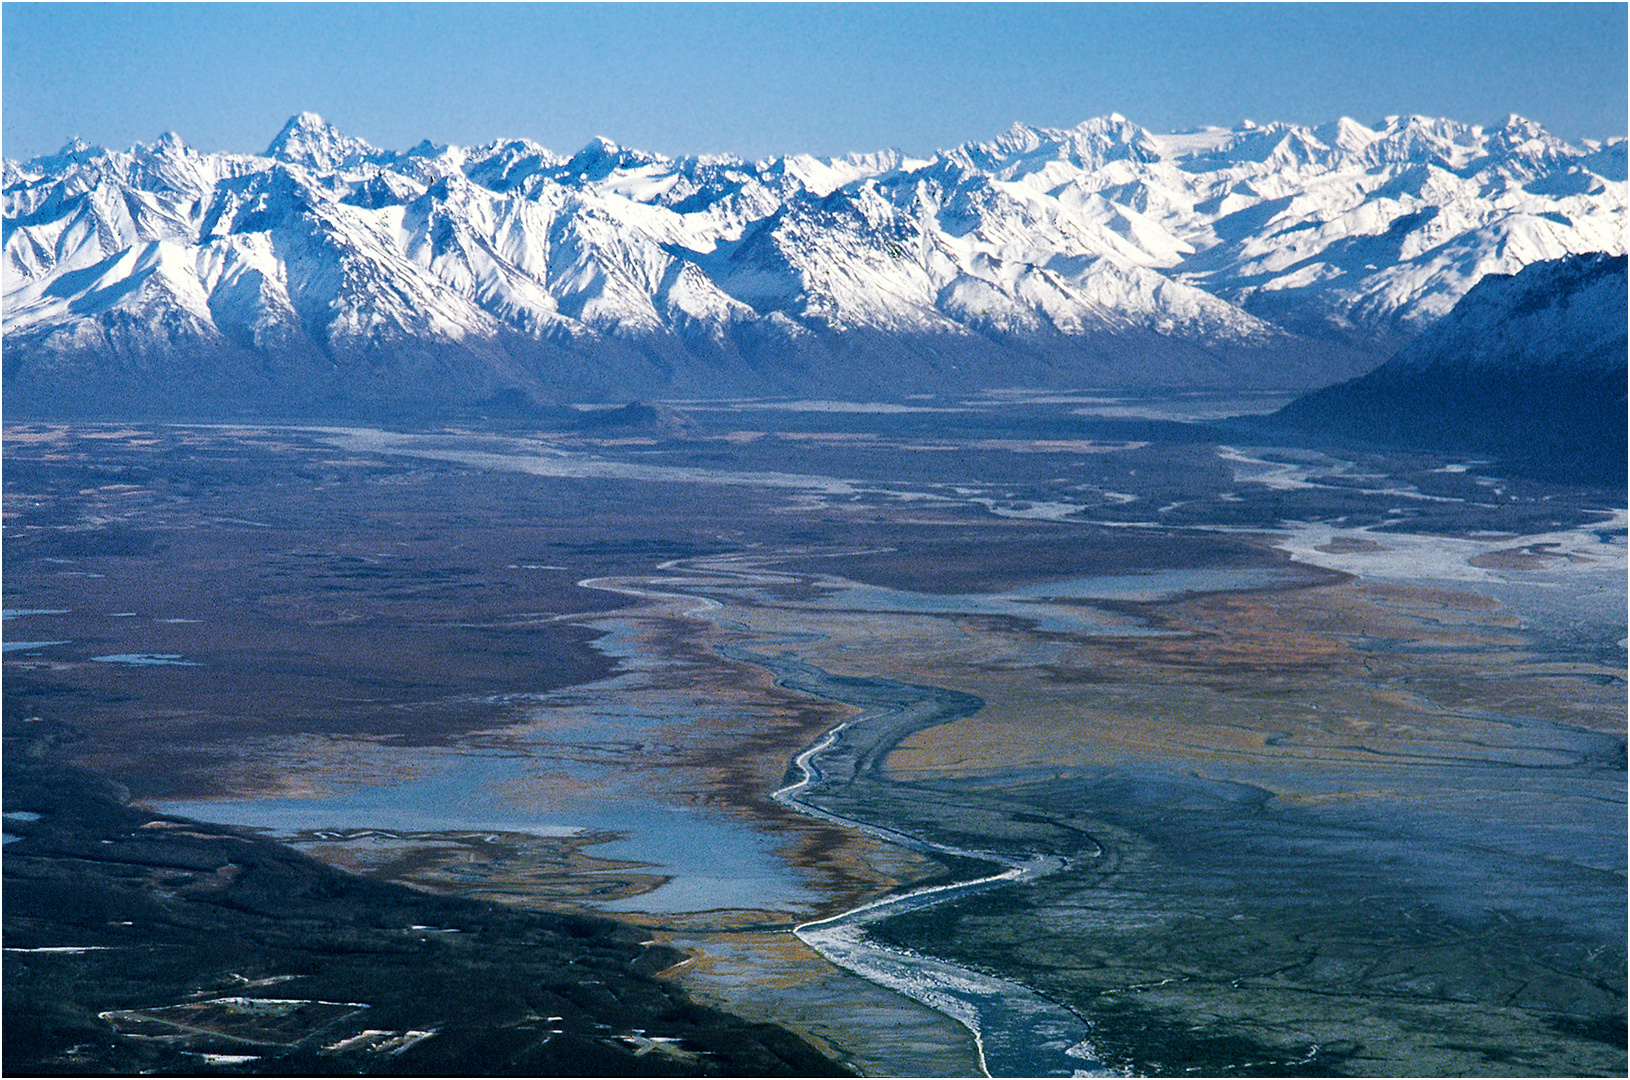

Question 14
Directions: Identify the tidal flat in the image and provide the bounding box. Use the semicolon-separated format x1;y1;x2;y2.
4;397;1624;1076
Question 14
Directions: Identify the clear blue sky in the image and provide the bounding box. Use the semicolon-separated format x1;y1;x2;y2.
4;3;1626;162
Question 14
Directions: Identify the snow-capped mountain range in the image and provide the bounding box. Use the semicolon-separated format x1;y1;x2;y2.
4;112;1624;416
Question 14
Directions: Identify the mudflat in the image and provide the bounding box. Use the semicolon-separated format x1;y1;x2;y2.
5;399;1624;1076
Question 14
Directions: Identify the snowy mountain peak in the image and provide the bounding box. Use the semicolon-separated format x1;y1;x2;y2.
566;135;620;171
1313;116;1377;155
273;111;335;138
148;131;190;155
266;112;377;171
564;136;664;181
33;137;104;171
955;114;1162;176
1073;113;1153;141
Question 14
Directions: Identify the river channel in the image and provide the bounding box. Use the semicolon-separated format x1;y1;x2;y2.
740;647;1106;1077
579;556;1216;1076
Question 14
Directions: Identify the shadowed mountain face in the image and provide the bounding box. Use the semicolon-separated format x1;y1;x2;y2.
4;113;1624;417
1272;253;1628;482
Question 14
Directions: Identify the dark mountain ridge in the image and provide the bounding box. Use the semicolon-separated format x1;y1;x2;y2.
1270;252;1628;482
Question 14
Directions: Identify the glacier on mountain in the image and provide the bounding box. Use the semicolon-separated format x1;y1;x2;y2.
3;112;1623;415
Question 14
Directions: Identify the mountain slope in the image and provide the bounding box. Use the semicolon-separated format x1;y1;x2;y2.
1271;252;1628;481
4;113;1624;417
